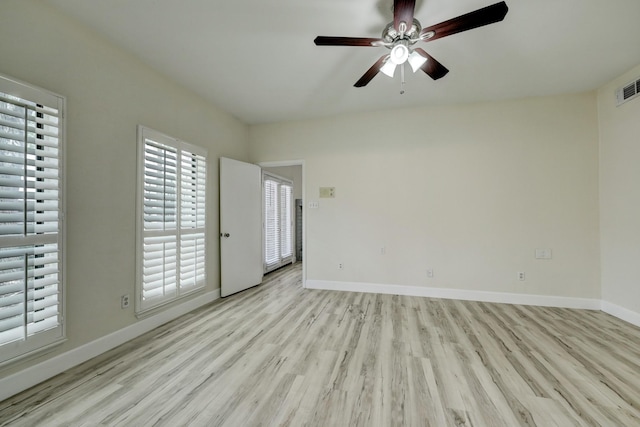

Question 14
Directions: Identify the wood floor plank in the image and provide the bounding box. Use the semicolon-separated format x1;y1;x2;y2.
521;396;584;427
418;357;449;427
2;262;640;426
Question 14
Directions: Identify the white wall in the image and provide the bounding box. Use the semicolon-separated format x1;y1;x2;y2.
598;63;640;317
250;94;601;299
0;0;249;378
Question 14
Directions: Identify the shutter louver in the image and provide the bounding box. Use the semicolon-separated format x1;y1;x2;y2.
0;79;64;364
137;128;206;313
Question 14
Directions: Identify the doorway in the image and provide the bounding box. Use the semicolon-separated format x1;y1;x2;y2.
260;162;304;281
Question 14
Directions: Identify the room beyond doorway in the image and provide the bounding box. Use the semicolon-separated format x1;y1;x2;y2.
260;162;304;283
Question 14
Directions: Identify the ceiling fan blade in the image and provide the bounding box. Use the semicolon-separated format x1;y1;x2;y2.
354;55;388;87
413;48;449;80
314;36;383;47
419;1;508;42
393;0;416;32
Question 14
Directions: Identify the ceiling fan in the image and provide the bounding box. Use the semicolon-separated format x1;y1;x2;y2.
314;0;508;91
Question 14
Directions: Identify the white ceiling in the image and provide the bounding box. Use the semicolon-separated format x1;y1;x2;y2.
44;0;640;124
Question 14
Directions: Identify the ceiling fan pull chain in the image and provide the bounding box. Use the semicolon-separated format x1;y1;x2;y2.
400;64;406;94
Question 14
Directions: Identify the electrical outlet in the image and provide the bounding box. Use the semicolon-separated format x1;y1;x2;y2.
518;272;525;281
338;263;344;270
121;294;130;309
427;269;434;278
380;247;386;255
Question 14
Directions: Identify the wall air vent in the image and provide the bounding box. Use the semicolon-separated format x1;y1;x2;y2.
616;77;640;106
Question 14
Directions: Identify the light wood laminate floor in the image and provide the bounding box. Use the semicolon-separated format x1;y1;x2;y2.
2;263;640;426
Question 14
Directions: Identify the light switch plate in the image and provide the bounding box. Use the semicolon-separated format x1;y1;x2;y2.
535;248;552;259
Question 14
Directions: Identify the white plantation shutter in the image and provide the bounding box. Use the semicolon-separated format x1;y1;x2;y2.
142;235;177;301
263;173;292;273
264;178;279;268
143;142;177;230
0;75;65;364
142;141;177;303
280;184;292;258
180;233;205;290
136;127;206;314
179;151;206;290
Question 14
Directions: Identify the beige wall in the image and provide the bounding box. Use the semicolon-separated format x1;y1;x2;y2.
598;63;640;314
0;0;249;377
250;94;601;298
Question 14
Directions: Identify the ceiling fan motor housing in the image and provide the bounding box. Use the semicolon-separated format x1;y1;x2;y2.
382;19;422;45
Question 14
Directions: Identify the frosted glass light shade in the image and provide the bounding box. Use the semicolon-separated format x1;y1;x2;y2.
389;44;409;65
380;60;397;77
408;51;428;72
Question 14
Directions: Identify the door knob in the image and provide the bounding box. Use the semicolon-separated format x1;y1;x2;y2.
220;233;230;238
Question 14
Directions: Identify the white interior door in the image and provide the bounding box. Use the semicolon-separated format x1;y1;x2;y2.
220;157;263;297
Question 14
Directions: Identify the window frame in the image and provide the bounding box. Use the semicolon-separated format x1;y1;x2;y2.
0;73;66;366
135;126;207;316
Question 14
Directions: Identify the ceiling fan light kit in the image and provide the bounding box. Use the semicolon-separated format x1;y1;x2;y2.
389;42;410;65
314;0;509;92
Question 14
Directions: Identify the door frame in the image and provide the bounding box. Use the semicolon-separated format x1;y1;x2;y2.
258;160;306;288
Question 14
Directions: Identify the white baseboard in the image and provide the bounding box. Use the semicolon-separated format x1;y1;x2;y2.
306;280;602;310
601;301;640;328
0;289;220;402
